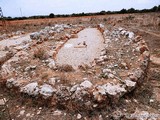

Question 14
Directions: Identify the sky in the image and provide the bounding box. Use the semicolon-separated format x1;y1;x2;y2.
0;0;160;17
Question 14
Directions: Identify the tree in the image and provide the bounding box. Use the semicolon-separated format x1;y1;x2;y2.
49;13;55;18
120;8;127;14
128;8;135;13
151;6;158;12
157;5;160;11
99;10;106;15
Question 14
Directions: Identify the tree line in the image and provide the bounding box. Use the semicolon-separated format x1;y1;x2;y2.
2;5;160;21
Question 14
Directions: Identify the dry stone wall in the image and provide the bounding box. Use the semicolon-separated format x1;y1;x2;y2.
0;24;150;109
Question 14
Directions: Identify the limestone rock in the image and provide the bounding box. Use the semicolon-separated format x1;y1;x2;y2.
77;114;82;119
120;30;127;35
126;109;159;120
20;82;39;96
48;78;56;85
25;65;36;72
19;110;25;116
80;80;93;89
48;58;56;69
1;63;14;79
129;68;144;82
30;32;40;40
0;98;7;105
6;78;19;88
103;83;126;96
125;79;136;87
53;110;62;116
39;84;56;98
127;32;134;39
70;84;79;92
124;79;136;91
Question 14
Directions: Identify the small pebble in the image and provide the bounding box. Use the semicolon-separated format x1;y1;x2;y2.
77;114;82;119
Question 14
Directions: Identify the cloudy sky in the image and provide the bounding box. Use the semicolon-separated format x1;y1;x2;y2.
0;0;159;17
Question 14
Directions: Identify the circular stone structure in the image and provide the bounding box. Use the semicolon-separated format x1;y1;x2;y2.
0;24;150;110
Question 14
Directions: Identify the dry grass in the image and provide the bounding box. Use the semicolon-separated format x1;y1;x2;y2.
57;64;74;72
59;73;70;85
33;47;48;60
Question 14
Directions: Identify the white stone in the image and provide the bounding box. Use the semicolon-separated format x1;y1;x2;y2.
39;84;56;98
102;83;126;96
149;99;154;103
99;115;103;120
102;68;112;73
128;32;134;39
98;24;104;28
14;44;29;50
100;51;107;56
37;110;41;115
96;86;106;95
125;79;136;87
104;30;109;34
20;82;39;96
120;30;127;35
0;98;7;105
108;73;114;78
48;58;56;69
70;84;79;92
131;110;150;120
26;113;31;117
134;68;143;79
20;110;25;116
48;78;56;85
53;110;62;116
80;80;93;89
93;104;98;108
118;27;124;31
6;78;19;88
30;32;40;40
77;114;82;119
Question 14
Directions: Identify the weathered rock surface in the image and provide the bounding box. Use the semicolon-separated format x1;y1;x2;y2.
39;84;56;98
20;82;39;96
80;80;93;89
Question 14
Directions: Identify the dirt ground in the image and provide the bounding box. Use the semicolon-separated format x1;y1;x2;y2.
0;12;160;120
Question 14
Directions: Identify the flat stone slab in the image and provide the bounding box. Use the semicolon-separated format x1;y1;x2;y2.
0;34;31;47
56;28;105;69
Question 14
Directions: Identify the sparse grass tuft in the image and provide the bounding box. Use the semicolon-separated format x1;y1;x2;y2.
41;72;49;80
58;64;74;72
33;47;48;60
59;73;70;85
